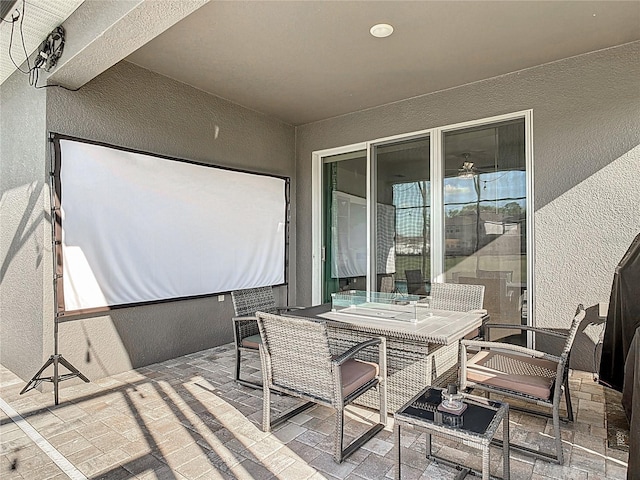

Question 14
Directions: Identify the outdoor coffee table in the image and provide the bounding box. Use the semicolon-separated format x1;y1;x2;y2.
394;387;510;480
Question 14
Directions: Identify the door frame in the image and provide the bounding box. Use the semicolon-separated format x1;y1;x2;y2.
311;110;534;336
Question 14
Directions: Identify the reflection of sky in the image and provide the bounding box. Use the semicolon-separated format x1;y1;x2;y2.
445;171;526;205
393;171;526;235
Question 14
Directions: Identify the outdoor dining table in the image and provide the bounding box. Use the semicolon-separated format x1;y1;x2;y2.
287;303;488;412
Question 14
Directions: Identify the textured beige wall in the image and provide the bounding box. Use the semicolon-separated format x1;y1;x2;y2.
0;68;50;379
1;60;295;383
3;38;638;383
295;42;640;340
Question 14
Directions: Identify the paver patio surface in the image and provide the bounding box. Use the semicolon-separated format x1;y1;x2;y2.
0;343;629;479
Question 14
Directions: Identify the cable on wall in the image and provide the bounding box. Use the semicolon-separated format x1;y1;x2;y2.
34;26;65;72
4;0;79;91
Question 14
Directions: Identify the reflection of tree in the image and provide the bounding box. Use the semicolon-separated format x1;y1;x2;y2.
502;202;523;216
445;175;526;255
446;202;524;217
418;181;429;277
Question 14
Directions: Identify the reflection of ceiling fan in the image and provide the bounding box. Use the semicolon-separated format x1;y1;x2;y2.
446;152;496;178
458;156;477;178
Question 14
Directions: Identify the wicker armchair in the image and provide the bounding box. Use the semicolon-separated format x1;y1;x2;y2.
459;304;586;464
256;311;388;463
231;286;300;388
430;282;485;312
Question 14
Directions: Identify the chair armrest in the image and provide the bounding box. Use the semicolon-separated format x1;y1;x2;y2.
460;339;562;363
232;315;258;322
333;337;384;366
484;323;568;339
276;306;305;314
232;316;259;343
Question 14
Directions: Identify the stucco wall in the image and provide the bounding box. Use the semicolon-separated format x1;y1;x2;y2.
0;68;50;379
295;42;640;341
3;37;638;384
0;60;296;382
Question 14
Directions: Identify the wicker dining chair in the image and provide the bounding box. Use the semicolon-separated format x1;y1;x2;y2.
459;304;586;464
430;282;485;312
256;311;388;463
380;275;396;293
231;286;300;389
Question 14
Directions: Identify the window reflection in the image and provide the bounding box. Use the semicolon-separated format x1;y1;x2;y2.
375;138;430;295
444;119;527;342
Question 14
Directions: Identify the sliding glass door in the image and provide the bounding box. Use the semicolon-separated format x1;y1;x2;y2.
373;137;431;295
322;151;367;302
443;119;527;341
315;111;531;335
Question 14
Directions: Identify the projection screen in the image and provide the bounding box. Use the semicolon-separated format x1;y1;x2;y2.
52;135;288;315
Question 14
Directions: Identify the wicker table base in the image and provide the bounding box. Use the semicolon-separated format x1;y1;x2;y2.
288;304;487;413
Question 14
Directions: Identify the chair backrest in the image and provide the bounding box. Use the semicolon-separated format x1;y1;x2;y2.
563;304;586;358
380;276;395;293
430;282;485;311
405;269;424;294
256;312;334;402
231;287;278;316
552;304;586;406
458;276;506;315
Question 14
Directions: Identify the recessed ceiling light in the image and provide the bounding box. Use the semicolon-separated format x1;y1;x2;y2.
370;23;394;38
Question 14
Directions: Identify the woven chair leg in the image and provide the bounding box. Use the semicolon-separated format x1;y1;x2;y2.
334;409;345;463
394;424;401;480
379;385;388;426
553;404;564;464
262;384;272;433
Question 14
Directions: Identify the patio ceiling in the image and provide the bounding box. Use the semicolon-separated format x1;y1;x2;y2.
3;2;638;125
125;1;640;126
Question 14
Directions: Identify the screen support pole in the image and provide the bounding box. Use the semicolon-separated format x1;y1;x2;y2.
19;136;89;405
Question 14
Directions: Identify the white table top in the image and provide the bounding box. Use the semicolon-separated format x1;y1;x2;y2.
314;307;487;345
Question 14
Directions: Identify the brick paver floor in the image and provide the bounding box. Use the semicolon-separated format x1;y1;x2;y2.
0;344;629;479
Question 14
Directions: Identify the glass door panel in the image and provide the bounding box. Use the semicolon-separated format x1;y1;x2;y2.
374;137;431;294
443;119;527;341
322;151;367;303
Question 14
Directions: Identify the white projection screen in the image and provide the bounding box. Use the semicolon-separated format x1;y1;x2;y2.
52;135;288;315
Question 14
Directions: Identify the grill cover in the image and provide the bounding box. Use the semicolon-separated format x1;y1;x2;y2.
599;233;640;392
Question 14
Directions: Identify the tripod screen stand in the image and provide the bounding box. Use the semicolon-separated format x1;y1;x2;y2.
20;317;89;405
20;137;89;405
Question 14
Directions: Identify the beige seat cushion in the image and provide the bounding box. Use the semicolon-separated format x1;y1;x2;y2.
466;350;558;400
241;334;262;350
340;359;379;398
463;328;481;340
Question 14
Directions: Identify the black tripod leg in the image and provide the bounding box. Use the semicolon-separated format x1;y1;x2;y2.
53;355;59;405
19;356;55;394
54;355;89;405
20;354;90;404
57;355;90;382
